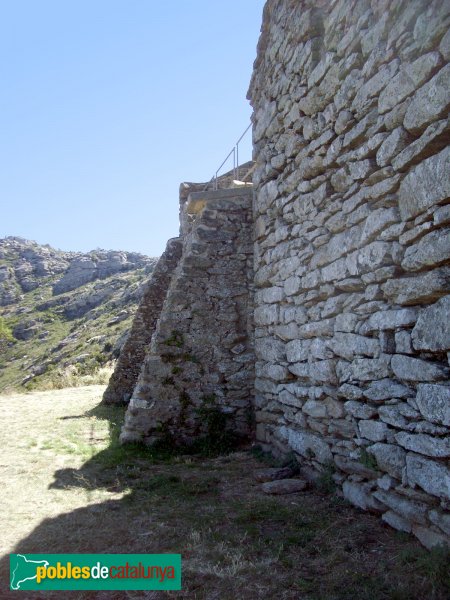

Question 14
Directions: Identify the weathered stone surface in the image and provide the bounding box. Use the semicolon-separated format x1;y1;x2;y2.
401;228;450;272
328;332;379;360
359;420;389;442
382;510;412;533
378;404;416;429
415;384;450;426
279;426;332;464
376;127;410;167
338;355;391;383
412;525;450;550
395;432;450;458
429;509;450;536
302;400;327;418
286;339;310;363
440;27;450;61
342;481;383;512
360;309;417;334
397;146;450;221
103;238;182;405
344;400;376;419
411;296;450;351
261;478;308;495
364;379;411;402
382;268;450;305
339;384;364;401
245;0;450;548
404;64;450;134
373;490;428;525
367;443;406;479
393;118;450;171
406;453;450;499
391;354;449;382
334;455;378;478
378;52;442;114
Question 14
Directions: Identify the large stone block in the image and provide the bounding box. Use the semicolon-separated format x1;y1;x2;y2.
406;453;450;499
360;309;417;334
376;127;410;167
395;432;450;458
360;208;400;245
412;525;450;550
302;399;327;418
415;384;450;426
278;426;332;464
392;118;450;171
328;332;379;360
378;52;442;114
337;355;391;383
382;510;411;533
367;443;406;479
255;337;286;361
254;304;279;326
404;64;450;134
359;420;389;442
286;339;310;363
411;296;450;351
382;268;450;305
373;489;429;525
429;509;450;536
391;354;449;382
397;146;450;221
363;379;411;402
344;400;376;419
401;228;450;272
342;481;383;512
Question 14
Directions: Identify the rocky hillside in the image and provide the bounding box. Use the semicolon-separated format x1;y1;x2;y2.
0;237;158;391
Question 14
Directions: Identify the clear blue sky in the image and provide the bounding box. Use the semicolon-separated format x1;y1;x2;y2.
0;0;265;257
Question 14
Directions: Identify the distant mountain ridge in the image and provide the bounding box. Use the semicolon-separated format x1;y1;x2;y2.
0;236;158;390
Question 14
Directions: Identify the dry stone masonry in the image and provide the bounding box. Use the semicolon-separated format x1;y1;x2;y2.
117;184;254;446
247;0;450;549
105;0;449;548
102;238;183;405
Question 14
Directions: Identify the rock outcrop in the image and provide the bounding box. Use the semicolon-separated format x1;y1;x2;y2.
0;237;157;390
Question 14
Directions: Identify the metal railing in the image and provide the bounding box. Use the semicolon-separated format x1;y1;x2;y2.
204;123;252;191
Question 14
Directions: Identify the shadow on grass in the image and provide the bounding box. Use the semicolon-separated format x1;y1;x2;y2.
0;403;229;599
1;402;449;600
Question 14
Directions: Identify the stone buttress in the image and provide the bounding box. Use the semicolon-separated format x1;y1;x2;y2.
119;185;255;445
102;238;183;404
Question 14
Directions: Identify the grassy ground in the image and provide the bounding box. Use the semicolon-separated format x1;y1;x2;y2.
0;386;448;599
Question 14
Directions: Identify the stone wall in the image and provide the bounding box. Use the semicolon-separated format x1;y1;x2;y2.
248;0;450;548
102;237;183;404
120;186;254;446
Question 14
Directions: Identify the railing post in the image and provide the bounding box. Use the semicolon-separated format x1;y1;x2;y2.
204;122;252;191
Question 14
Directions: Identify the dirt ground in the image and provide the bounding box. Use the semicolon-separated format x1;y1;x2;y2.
0;386;448;599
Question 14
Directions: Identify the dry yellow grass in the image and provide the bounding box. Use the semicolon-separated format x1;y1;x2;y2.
0;386;448;600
